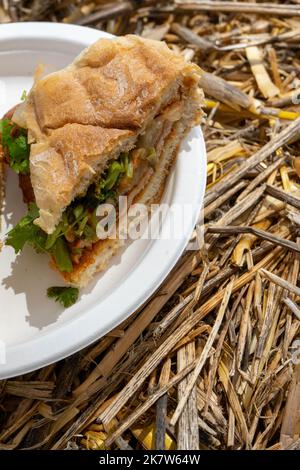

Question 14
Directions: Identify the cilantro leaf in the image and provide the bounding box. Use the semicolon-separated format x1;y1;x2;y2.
47;286;79;308
5;203;46;253
84;155;129;209
5;203;73;273
0;119;29;174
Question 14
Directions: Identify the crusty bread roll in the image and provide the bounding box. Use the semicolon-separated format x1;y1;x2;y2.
11;34;203;287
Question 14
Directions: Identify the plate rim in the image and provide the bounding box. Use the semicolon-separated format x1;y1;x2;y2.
0;22;207;379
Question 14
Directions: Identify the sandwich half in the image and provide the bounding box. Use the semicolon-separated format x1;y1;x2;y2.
1;35;203;288
0;135;4;240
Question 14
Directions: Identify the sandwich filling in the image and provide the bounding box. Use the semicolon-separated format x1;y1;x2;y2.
0;98;184;274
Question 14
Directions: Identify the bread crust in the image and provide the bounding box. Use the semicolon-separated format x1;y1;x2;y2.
23;35;201;234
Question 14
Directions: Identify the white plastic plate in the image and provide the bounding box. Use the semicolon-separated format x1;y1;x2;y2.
0;23;206;379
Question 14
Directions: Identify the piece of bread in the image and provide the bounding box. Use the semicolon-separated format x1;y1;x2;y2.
16;35;202;235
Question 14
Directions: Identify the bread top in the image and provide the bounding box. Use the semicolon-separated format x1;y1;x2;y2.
20;35;201;234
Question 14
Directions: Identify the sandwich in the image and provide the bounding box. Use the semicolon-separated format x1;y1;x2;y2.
0;35;203;290
0;134;4;243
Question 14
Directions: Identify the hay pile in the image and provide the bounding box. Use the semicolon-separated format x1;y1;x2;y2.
0;0;300;450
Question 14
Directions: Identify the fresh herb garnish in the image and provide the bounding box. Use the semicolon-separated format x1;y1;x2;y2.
5;203;46;253
6;203;73;273
51;237;73;273
85;153;132;208
21;90;27;101
0;119;30;174
47;286;79;308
